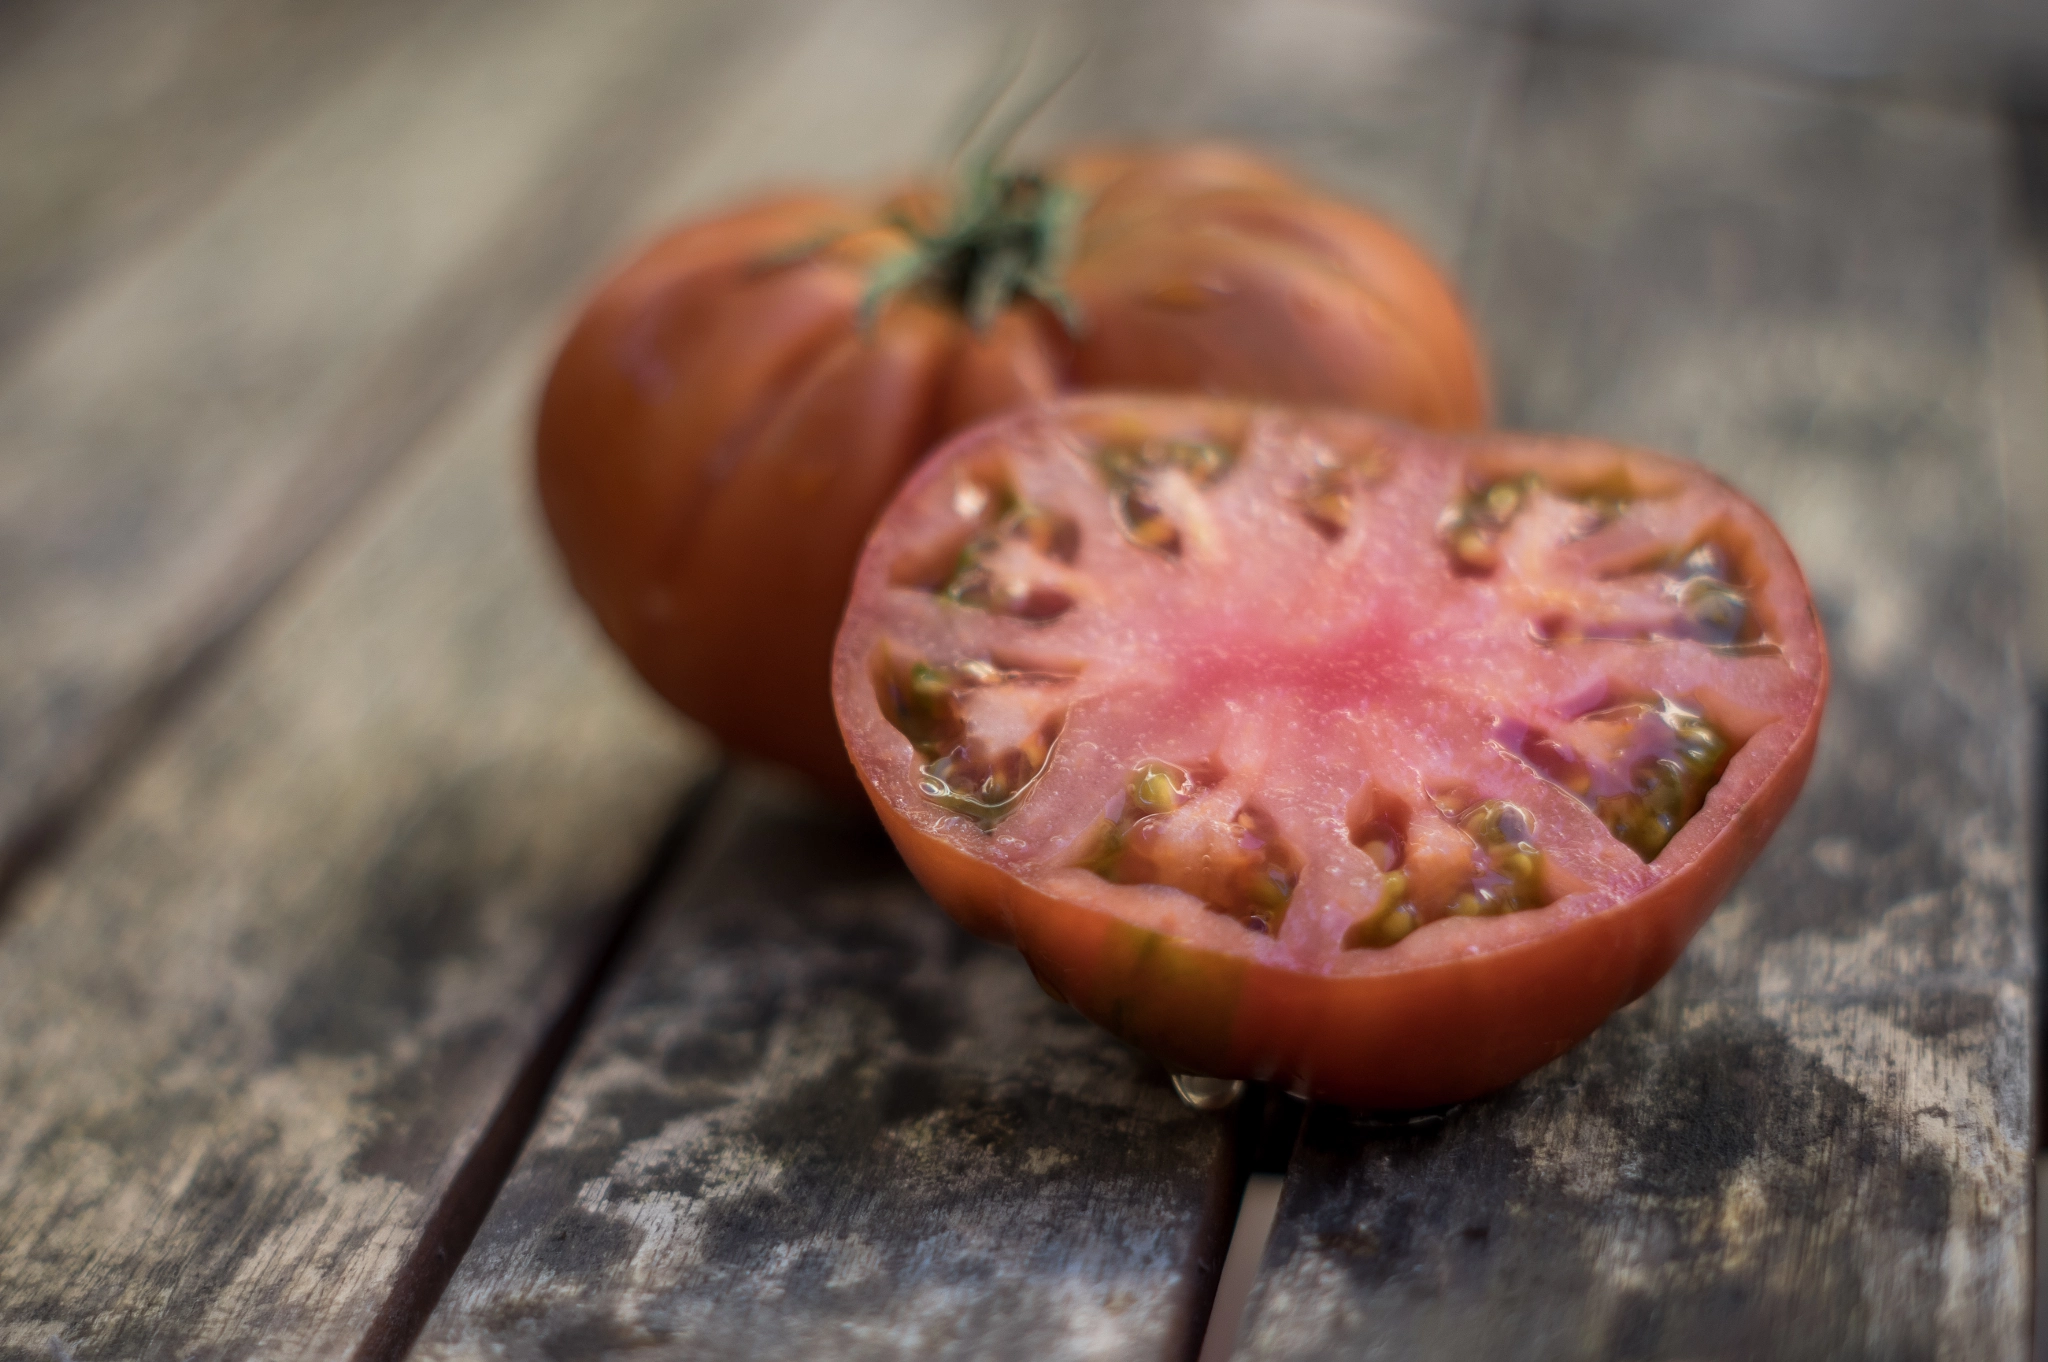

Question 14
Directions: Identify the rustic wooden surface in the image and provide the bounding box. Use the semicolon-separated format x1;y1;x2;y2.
0;0;777;899
1038;0;1520;264
0;0;2038;1359
1507;0;2047;93
0;312;715;1357
411;774;1239;1362
1237;43;2037;1362
2001;129;2048;679
0;0;418;369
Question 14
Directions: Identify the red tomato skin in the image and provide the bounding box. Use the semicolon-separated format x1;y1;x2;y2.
833;396;1828;1110
537;146;1489;789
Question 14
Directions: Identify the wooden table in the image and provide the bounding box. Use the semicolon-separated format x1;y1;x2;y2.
0;1;2038;1358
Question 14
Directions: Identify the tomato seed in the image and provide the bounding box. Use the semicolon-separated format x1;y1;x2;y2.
1439;472;1636;576
1513;697;1731;860
931;482;1081;622
1669;569;1753;646
1343;898;1420;950
1079;760;1298;934
1297;442;1387;540
1096;438;1235;556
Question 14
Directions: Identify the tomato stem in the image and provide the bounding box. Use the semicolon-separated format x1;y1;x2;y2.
860;49;1089;335
859;169;1086;335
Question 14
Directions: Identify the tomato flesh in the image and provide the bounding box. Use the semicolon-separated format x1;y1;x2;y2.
833;396;1827;1107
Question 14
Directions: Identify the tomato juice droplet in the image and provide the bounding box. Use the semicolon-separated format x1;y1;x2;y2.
834;396;1829;1107
1171;1074;1245;1111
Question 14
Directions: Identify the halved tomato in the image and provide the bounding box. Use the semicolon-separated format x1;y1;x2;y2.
832;395;1826;1108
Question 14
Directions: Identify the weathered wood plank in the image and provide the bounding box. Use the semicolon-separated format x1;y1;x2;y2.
412;775;1241;1362
0;304;716;1360
0;0;781;902
1039;0;1523;268
0;0;425;369
1533;0;2048;93
1238;45;2034;1362
1993;134;2048;676
1365;0;2048;93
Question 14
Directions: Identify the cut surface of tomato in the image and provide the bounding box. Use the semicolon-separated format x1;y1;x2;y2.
833;396;1827;1108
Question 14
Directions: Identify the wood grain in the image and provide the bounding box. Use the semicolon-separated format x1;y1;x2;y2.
1237;44;2035;1362
1038;0;1523;272
1532;0;2048;94
411;776;1241;1362
0;0;423;370
0;305;718;1359
0;0;781;905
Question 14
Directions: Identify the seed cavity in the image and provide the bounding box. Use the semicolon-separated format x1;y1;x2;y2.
872;648;1071;830
1440;472;1631;573
940;499;1080;621
1506;696;1732;860
1348;814;1405;875
1342;874;1421;949
1095;438;1235;557
1536;540;1765;650
1441;474;1529;572
895;469;1081;622
1447;800;1549;916
1298;437;1389;540
1345;797;1549;949
1077;759;1298;934
1661;542;1755;646
1341;789;1414;946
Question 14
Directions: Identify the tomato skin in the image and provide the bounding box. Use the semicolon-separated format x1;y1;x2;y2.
537;146;1488;787
833;396;1828;1109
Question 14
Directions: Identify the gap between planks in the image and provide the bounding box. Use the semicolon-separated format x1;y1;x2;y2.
1195;1091;1308;1362
355;781;1301;1362
352;766;729;1362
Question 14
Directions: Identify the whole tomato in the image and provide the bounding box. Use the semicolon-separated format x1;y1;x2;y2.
834;396;1827;1108
539;145;1489;788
